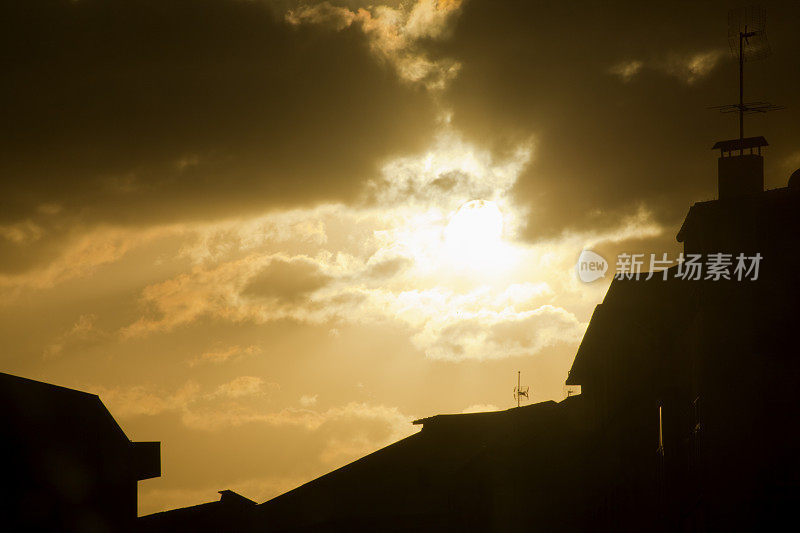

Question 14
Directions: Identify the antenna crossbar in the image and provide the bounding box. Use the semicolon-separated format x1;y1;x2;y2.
710;6;783;153
708;102;785;114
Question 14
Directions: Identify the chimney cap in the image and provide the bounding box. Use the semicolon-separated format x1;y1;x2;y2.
712;136;768;153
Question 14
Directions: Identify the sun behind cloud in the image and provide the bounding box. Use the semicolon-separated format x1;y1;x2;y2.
442;199;515;275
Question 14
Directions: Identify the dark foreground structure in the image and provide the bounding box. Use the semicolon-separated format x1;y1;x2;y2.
0;372;160;532
4;136;798;532
139;137;800;533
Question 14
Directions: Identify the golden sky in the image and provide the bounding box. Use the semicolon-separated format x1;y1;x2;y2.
2;0;799;515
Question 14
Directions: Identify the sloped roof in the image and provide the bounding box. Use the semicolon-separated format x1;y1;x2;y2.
412;400;558;430
572;185;800;389
566;269;692;387
256;397;588;531
139;490;256;532
1;371;129;444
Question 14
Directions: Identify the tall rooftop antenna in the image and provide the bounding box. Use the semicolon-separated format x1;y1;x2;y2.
513;371;529;408
709;6;783;153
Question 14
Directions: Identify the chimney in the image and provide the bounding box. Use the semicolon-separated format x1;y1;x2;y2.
712;137;767;199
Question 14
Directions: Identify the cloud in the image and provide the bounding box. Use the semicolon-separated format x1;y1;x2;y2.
609;60;643;82
300;394;318;407
189;345;261;367
365;256;413;279
98;379;412;441
286;0;464;90
609;50;724;85
43;313;102;359
0;0;437;234
0;220;44;245
135;399;417;514
106;127;671;363
96;381;202;418
120;250;586;360
0;224;182;297
437;1;800;241
213;376;273;399
661;49;724;85
418;304;585;360
119;255;262;338
195;402;399;433
244;258;332;303
580;205;664;249
96;377;278;421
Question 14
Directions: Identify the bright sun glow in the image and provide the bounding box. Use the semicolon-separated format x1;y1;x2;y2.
443;200;515;274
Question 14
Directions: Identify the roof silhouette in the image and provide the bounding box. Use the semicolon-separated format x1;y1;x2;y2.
2;371;160;532
140;139;800;531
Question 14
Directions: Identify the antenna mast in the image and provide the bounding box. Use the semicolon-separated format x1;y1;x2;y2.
513;371;529;408
709;6;783;152
737;19;753;142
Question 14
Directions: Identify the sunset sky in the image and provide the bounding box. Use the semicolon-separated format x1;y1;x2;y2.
2;0;799;515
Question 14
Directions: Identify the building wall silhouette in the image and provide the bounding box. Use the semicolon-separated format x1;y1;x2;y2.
1;372;160;532
568;142;800;531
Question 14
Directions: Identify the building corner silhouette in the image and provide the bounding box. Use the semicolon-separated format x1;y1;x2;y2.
1;372;160;532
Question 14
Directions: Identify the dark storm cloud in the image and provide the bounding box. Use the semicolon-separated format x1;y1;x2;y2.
0;0;436;228
438;0;800;240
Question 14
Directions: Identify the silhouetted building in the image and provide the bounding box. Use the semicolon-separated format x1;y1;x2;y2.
1;372;160;532
139;490;257;533
567;137;800;531
141;137;800;532
248;398;595;532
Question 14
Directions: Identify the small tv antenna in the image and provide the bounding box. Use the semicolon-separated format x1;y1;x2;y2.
709;6;783;152
513;371;529;408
